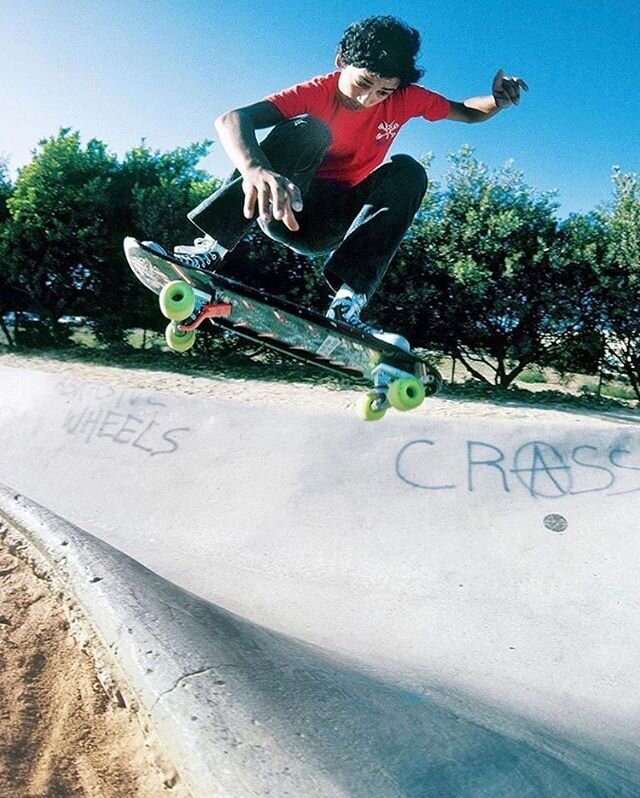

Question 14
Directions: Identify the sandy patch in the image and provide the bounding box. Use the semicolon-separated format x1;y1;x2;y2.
0;535;189;798
0;351;636;427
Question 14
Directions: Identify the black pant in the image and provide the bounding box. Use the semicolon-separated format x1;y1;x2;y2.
187;115;428;297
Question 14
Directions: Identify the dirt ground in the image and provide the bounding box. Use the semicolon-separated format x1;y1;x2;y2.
0;537;190;798
0;350;634;424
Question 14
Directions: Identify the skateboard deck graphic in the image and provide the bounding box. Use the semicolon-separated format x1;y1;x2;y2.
123;237;441;419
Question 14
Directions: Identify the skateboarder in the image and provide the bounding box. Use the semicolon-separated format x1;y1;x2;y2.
148;15;527;338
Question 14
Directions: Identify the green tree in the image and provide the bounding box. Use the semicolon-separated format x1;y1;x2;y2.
0;158;11;223
0;130;221;349
0;157;18;345
378;148;596;388
120;140;216;242
597;168;640;399
544;211;609;376
2;129;117;345
91;139;217;346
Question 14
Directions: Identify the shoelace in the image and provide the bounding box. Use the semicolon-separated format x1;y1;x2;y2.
347;317;377;334
330;299;379;335
175;250;219;271
330;297;356;317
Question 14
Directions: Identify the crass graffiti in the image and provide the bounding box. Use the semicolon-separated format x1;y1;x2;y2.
396;437;640;499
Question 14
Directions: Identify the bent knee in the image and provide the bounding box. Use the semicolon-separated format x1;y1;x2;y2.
285;115;332;148
390;154;428;189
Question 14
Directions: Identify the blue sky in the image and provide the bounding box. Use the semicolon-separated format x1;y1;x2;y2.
1;0;639;218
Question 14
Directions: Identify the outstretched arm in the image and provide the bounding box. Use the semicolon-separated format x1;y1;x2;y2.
215;100;303;231
445;70;528;123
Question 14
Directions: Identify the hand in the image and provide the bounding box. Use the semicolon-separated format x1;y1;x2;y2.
241;167;303;232
492;69;529;109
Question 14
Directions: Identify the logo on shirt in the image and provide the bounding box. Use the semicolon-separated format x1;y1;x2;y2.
376;120;400;143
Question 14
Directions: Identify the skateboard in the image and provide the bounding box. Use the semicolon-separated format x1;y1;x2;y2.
123;237;441;420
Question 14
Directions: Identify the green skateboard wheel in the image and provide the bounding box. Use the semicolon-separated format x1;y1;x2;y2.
357;390;387;421
159;280;196;321
387;377;425;411
165;321;196;353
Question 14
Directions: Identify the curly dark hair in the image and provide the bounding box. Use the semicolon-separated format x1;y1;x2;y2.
336;16;424;87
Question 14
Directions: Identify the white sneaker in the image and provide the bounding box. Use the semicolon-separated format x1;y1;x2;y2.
172;237;226;272
326;287;383;337
173;236;215;256
326;285;411;348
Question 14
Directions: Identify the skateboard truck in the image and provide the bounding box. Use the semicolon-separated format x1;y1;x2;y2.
366;362;425;413
177;300;233;332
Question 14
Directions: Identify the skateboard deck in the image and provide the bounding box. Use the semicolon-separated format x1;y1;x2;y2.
123;237;441;419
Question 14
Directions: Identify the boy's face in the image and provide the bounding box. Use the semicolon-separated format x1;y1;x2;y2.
336;61;401;110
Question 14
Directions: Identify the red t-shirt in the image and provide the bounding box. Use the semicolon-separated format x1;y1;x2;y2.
265;71;450;187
